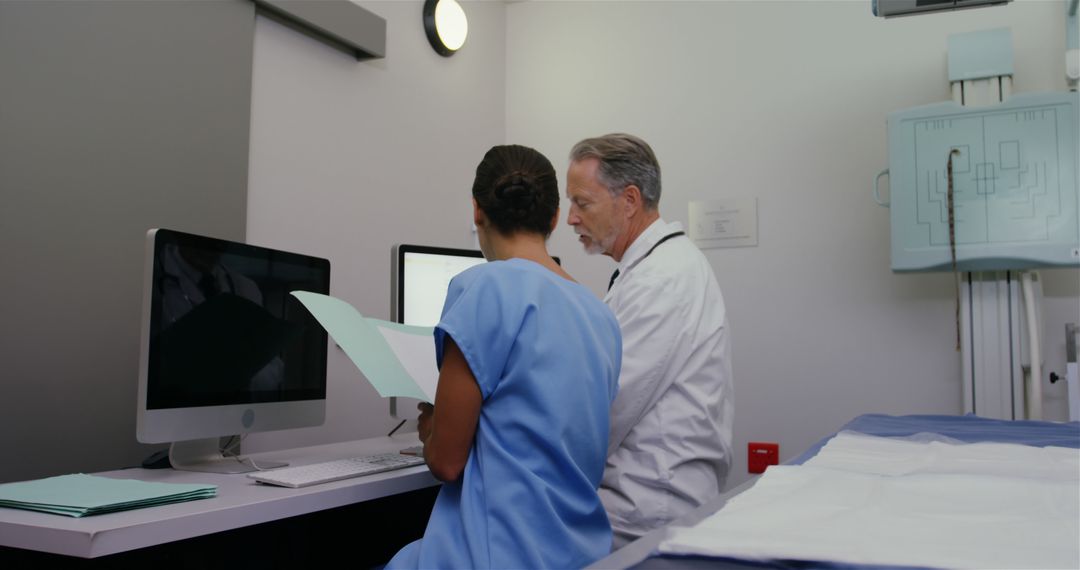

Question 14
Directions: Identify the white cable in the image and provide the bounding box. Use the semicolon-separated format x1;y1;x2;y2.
238;455;268;472
1020;271;1043;420
220;435;243;457
221;434;270;471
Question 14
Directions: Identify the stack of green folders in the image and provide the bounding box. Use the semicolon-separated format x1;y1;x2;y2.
0;473;216;517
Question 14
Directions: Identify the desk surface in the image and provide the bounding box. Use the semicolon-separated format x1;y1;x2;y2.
0;435;438;559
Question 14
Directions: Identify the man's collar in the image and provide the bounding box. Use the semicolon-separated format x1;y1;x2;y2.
616;218;682;273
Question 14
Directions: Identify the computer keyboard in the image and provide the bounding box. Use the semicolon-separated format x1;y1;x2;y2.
398;445;424;456
248;453;426;488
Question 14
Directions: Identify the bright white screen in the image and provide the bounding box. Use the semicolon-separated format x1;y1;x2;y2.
402;252;485;327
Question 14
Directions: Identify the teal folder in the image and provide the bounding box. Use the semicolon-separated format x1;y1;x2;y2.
0;473;216;517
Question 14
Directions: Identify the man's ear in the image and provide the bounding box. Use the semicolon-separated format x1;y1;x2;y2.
621;185;643;219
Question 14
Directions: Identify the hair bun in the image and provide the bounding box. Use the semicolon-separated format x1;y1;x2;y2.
471;144;559;237
494;174;532;207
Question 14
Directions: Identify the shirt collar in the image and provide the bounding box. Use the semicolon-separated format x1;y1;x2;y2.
616;218;684;274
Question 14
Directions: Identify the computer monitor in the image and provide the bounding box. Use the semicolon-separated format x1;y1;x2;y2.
388;244;561;417
389;244;485;417
391;244;486;327
136;228;330;473
390;243;562;325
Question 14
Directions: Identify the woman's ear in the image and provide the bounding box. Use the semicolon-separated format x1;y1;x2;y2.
473;199;485;227
549;207;560;234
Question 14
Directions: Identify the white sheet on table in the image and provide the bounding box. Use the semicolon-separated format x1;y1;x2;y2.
805;431;1080;481
658;433;1080;569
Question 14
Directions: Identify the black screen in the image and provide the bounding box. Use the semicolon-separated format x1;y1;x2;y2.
146;229;329;409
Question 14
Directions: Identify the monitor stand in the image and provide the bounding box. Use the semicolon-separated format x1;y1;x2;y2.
169;438;288;474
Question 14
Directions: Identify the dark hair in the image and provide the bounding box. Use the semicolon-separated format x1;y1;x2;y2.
472;144;559;237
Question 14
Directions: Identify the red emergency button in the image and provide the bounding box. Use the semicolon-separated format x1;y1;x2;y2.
748;442;779;474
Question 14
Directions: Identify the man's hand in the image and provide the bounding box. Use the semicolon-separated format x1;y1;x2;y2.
417;402;434;444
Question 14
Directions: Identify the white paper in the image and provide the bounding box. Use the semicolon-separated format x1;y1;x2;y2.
688;197;757;248
375;324;439;402
290;291;437;402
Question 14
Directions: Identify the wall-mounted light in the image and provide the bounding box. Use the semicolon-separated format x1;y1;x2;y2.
423;0;468;57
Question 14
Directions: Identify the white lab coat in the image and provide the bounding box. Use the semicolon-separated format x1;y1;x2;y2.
600;219;734;548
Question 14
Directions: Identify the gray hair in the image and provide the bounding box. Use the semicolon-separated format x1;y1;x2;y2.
569;133;661;210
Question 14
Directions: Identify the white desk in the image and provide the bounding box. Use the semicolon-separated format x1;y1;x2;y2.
0;435;438;559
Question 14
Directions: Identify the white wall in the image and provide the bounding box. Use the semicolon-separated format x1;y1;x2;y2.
244;0;506;452
243;0;1078;489
504;0;1079;488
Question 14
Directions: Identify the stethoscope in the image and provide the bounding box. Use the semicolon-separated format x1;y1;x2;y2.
608;231;686;292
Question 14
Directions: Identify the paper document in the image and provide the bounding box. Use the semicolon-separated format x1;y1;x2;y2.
291;291;438;402
0;474;216;517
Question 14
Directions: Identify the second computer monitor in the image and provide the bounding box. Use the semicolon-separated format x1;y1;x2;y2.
391;243;562;326
391;244;486;326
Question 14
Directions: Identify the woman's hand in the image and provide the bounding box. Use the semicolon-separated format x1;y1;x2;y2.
417;402;434;444
421;337;482;482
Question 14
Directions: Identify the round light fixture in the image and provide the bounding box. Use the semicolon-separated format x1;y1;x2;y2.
423;0;468;57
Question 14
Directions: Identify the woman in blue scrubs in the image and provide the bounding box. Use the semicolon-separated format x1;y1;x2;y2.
387;145;622;569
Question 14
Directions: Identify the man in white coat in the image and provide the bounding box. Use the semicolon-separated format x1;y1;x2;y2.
566;133;733;548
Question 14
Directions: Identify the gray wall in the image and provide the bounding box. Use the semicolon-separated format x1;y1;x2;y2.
0;0;254;483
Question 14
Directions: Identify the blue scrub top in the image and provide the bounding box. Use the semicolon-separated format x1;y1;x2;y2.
388;258;621;569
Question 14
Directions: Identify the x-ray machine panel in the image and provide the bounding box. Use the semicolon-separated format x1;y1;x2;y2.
886;91;1079;272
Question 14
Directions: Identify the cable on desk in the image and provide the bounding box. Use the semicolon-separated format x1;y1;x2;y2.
387;419;408;437
221;433;269;471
